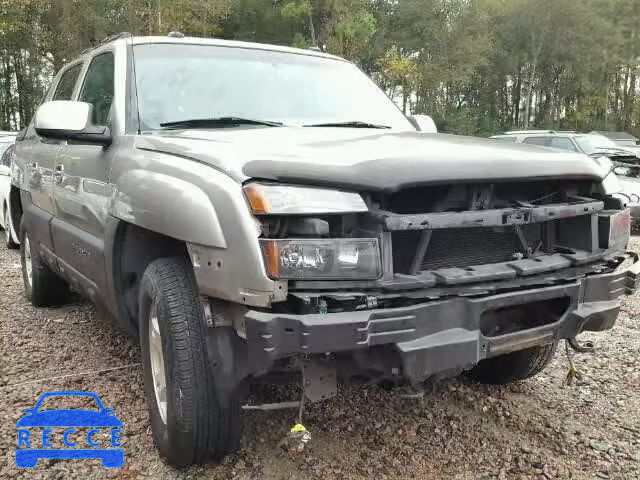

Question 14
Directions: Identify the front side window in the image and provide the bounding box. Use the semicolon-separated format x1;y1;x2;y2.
79;52;115;125
133;44;414;131
52;64;83;101
523;136;548;146
549;137;577;152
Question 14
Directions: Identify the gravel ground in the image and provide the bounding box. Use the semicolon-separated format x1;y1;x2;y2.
1;238;639;480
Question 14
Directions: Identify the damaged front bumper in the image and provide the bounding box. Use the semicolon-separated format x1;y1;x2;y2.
244;254;640;381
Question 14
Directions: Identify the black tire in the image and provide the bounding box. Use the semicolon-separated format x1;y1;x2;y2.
20;218;70;306
4;203;18;249
468;342;558;385
139;257;243;466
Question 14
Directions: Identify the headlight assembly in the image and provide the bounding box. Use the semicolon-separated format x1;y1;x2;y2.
260;238;381;280
244;183;367;214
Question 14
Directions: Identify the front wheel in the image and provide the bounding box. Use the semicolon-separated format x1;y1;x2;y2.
139;257;243;466
468;342;558;385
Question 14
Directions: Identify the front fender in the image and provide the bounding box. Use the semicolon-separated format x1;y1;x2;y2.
111;169;226;248
109;149;284;307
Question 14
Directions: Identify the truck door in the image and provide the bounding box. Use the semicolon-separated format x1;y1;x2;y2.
52;50;116;294
22;63;84;251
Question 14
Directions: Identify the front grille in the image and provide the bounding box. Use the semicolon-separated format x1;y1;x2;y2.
392;224;543;274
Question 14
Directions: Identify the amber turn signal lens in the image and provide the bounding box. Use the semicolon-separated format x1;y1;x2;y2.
262;240;280;277
243;184;270;214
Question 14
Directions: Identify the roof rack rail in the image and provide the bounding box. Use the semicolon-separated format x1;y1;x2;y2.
80;32;132;55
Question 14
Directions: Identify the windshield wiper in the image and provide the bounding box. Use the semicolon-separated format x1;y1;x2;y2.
159;117;283;129
304;120;391;129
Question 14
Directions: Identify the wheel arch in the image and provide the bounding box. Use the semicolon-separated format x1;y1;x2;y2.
107;219;191;335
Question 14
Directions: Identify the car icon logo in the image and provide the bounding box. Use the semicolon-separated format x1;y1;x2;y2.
15;391;124;468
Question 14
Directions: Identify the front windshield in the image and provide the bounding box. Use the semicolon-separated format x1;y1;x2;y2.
575;135;620;154
133;43;413;130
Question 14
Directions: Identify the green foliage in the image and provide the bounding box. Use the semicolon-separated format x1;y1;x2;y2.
1;0;640;135
325;5;376;60
281;1;312;20
291;32;310;49
375;46;419;113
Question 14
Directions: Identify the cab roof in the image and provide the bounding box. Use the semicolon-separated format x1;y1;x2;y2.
84;32;346;63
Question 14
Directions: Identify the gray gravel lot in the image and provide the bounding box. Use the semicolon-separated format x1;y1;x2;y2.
1;239;639;479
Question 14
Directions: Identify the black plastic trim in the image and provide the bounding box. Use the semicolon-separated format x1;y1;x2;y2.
376;200;604;231
244;260;636;380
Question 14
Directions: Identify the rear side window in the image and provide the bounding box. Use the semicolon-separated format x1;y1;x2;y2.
549;137;577;152
52;64;83;101
79;52;115;126
523;136;548;146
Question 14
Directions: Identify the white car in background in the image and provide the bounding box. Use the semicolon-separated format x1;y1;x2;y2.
0;131;19;248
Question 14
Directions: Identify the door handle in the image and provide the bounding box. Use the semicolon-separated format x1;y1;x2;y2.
53;164;64;184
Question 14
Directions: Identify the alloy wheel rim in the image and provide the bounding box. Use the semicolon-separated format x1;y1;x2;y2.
148;300;168;424
24;236;33;288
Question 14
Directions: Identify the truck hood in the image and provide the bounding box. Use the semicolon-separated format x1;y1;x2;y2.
135;128;606;192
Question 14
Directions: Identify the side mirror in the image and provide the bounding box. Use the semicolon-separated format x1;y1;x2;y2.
34;101;112;146
407;114;437;133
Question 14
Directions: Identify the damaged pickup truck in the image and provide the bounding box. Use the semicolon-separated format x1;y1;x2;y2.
9;33;640;466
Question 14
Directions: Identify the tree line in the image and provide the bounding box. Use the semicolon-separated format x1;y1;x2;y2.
1;0;639;136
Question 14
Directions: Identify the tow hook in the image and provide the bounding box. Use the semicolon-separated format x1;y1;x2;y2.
567;336;596;353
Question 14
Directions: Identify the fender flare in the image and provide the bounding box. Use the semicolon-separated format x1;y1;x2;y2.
111;169;226;248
